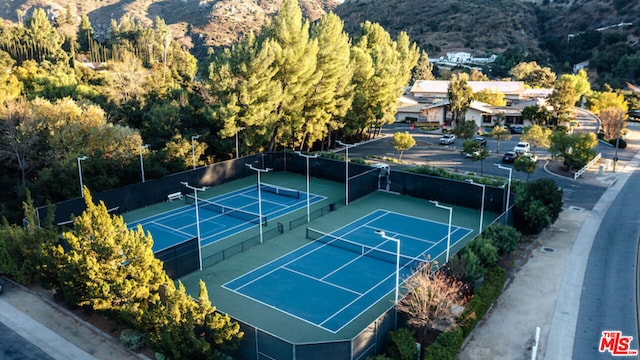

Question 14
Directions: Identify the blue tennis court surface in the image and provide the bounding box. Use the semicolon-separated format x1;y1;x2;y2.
223;209;472;333
129;184;325;252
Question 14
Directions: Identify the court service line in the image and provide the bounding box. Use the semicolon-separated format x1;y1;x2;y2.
149;220;194;238
318;239;398;282
227;243;332;291
319;270;397;328
281;267;363;296
227;218;369;291
361;224;437;245
222;286;330;331
137;206;193;226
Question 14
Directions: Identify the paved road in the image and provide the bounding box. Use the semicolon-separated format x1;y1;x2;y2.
342;121;627;211
572;165;640;358
0;321;54;360
0;280;142;360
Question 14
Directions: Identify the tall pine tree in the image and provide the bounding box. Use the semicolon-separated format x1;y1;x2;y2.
346;22;418;138
303;12;354;151
264;0;320;150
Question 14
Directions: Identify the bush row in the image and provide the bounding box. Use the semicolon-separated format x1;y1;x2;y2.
424;266;507;359
382;266;507;360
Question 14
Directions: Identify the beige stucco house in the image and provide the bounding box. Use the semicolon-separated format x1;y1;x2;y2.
396;80;554;130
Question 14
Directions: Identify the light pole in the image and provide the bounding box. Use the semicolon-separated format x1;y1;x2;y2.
466;179;485;235
495;164;512;224
430;200;452;263
246;164;272;243
235;127;245;159
181;182;208;271
375;230;400;328
77;156;88;198
140;144;149;182
336;140;358;205
191;134;201;170
295;151;318;222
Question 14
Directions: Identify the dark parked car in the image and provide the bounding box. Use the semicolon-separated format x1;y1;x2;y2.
474;136;487;147
502;151;518;163
509;125;524;134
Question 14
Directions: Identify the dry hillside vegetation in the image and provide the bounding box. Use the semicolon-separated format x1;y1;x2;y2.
1;0;340;49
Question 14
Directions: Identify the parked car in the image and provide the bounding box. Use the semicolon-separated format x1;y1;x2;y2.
509;125;524;134
502;151;518;163
521;153;538;162
464;137;487;157
474;136;487;147
513;141;530;155
439;134;456;145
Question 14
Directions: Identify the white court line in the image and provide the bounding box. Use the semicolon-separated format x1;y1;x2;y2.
149;220;194;238
281;266;362;296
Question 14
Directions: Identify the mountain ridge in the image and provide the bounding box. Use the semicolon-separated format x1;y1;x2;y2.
2;0;638;85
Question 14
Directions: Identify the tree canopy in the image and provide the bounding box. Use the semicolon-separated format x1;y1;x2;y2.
447;73;473;124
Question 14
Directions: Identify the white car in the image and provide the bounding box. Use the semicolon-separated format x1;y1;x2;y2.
513;142;530;155
439;134;456;145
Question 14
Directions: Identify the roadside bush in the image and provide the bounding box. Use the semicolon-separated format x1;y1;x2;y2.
482;224;522;256
459;266;507;337
386;328;419;360
318;152;344;161
423;328;463;360
406;166;505;187
458;237;498;280
514;178;563;234
120;329;146;350
609;138;627;148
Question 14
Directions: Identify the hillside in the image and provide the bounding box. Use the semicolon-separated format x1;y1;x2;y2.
1;0;638;85
336;0;542;58
335;0;640;83
0;0;341;50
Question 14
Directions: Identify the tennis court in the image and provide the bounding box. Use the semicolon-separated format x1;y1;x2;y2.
129;184;325;252
223;209;472;333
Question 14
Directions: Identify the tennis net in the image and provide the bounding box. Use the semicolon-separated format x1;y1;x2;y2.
186;195;267;225
260;183;301;199
306;227;425;269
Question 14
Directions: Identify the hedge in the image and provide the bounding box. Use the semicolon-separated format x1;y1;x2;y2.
419;266;507;359
423;328;463;360
459;266;507;338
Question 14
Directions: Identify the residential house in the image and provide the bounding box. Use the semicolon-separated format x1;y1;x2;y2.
409;80;527;104
397;80;556;131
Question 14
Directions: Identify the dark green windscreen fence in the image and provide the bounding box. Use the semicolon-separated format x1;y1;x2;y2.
232;307;395;360
154;237;199;279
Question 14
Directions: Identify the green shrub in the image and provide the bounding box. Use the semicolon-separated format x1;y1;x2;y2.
609;138;627;148
386;328;419;360
459;266;507;337
120;328;146;351
318;152;345;161
514;178;563;234
406;166;505;187
423;328;464;360
367;356;393;360
482;224;522;256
